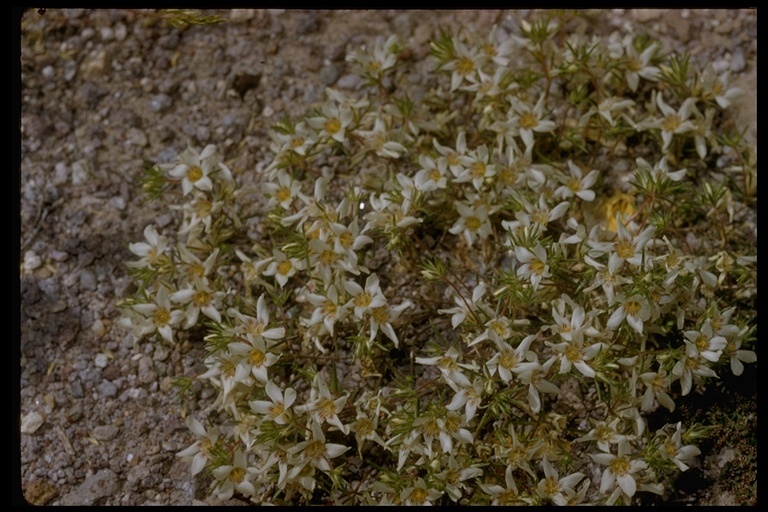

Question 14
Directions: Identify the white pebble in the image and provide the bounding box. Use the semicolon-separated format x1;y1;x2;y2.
23;250;42;271
94;353;109;368
21;411;45;434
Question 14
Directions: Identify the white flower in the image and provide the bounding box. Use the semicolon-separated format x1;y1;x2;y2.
507;94;557;152
344;273;387;320
723;329;757;376
414;154;448;193
262;249;305;288
590;439;648;503
433;131;468;176
639;367;676;412
486;334;537;383
249;380;297;425
683;320;727;363
449;201;492;247
228;295;286;345
515;243;551;290
294;373;350;434
607;219;656;273
434;454;483;502
649;93;697;152
438;282;487;329
536;457;586;506
416;346;477;389
516;359;559;413
595;96;636;126
479;465;532;505
166;144;219;197
177;416;219;476
304;284;348;337
671;341;718;396
229;333;280;385
443;37;484;91
445;377;484;422
546;338;604;379
170;277;224;329
211;450;257;500
400;477;443;505
131;287;185;343
264;169;305;211
288;419;349;472
306;101;354;143
454;144;496;190
656;422;701;472
555;160;599;202
356;116;407;159
620;35;661;91
369;300;411;347
606;294;652;335
127;224;169;269
575;417;630;453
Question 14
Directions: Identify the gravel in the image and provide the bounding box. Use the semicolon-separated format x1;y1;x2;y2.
18;8;756;506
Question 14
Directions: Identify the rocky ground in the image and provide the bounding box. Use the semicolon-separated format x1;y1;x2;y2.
17;9;756;506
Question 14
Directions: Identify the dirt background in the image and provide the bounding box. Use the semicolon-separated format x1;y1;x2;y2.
17;8;756;505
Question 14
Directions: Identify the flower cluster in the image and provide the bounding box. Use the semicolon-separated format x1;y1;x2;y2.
123;13;755;506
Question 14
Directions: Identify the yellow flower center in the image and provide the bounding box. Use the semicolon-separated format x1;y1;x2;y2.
325;117;342;135
153;308;170;327
355;417;374;436
543;476;560;495
437;356;457;372
187;166;203;183
519;112;539;130
530;259;546;275
194;198;212;217
194;290;211;307
248;349;266;367
317;397;337;421
470;161;487;178
565;343;583;363
466;216;482;231
355;292;373;308
275;186;292;203
230;467;245;484
423;419;441;437
609;456;631;476
372;306;390;324
456;56;475;76
614;239;635;259
269;402;285;418
624;300;642;317
595;424;613;443
498;166;517;186
662;114;681;133
499;350;518;370
320;249;338;265
567;177;583;192
429;168;442;182
305;439;326;459
188;262;205;279
277;260;293;276
408;487;429;505
339;231;354;249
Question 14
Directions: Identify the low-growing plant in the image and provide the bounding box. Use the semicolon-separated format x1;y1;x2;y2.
120;12;756;505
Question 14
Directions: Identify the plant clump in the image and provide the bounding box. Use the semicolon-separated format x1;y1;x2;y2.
120;13;756;505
